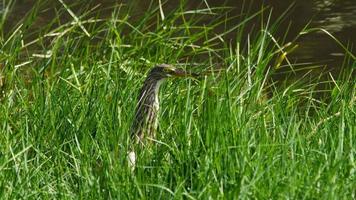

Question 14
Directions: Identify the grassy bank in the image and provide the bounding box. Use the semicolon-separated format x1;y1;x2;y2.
0;1;355;199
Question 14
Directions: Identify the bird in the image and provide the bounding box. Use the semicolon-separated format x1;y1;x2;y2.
128;64;195;169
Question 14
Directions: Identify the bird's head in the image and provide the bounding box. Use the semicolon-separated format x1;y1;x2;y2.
148;64;195;80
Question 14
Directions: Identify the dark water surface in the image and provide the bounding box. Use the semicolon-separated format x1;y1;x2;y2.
2;0;356;73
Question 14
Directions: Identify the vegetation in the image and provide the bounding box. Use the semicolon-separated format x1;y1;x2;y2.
0;1;355;199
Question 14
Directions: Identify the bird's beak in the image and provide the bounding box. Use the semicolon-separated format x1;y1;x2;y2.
172;68;198;78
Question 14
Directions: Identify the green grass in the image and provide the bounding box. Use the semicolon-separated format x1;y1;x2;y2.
0;1;355;199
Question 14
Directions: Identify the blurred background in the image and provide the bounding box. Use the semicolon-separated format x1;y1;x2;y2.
2;0;356;76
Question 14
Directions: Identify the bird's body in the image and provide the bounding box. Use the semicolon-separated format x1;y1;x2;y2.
128;64;193;169
130;76;163;144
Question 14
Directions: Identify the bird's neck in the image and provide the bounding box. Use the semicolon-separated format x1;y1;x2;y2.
138;77;164;105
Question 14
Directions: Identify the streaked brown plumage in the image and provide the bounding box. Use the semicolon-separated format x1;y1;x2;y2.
128;64;194;168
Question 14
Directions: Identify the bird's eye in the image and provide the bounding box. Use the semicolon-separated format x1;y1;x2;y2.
164;68;172;73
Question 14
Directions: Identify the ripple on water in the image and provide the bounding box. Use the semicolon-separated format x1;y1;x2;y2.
313;0;356;33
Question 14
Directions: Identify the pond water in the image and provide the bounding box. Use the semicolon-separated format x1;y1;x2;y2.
2;0;356;75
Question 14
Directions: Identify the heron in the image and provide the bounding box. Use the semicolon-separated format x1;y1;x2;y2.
128;64;196;169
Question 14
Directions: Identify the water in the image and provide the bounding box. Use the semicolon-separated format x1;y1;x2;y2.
273;0;356;68
2;0;356;73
